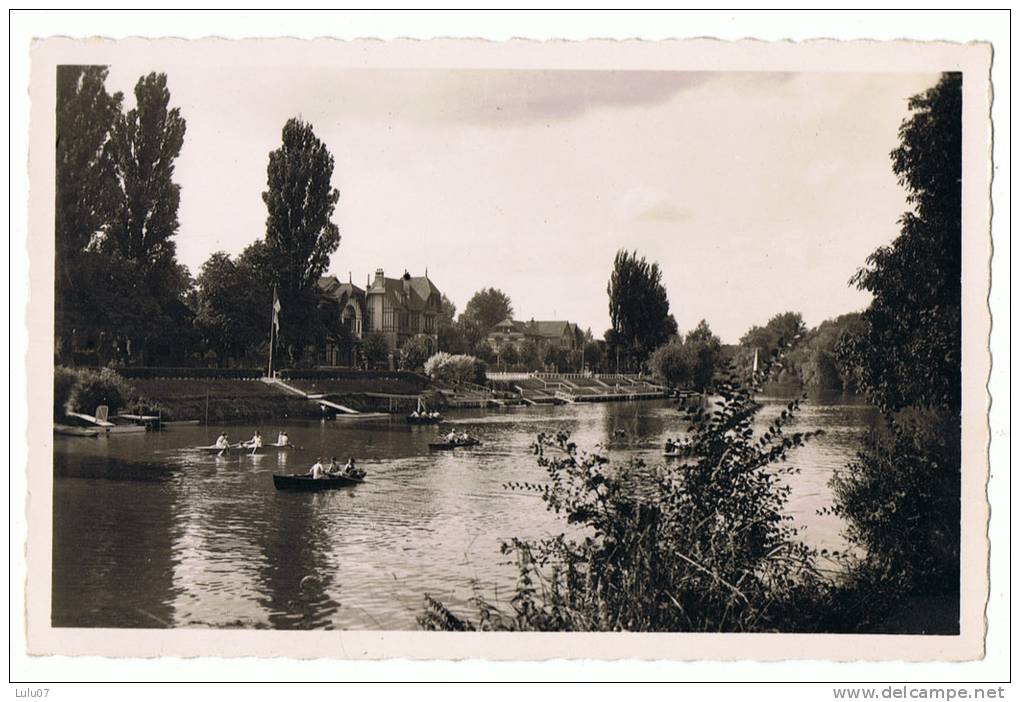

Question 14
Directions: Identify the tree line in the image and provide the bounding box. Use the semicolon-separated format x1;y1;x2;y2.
56;67;346;368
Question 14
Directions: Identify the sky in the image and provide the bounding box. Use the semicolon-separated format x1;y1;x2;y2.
104;66;939;343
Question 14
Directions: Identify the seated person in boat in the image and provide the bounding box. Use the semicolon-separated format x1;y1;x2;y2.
343;457;365;479
444;430;458;443
308;457;326;479
215;433;230;449
459;431;471;444
326;456;341;475
410;409;419;418
244;430;263;448
664;438;675;453
276;431;290;446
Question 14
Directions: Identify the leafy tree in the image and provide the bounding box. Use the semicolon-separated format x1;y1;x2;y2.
839;73;962;414
108;73;187;272
607;249;677;369
436;294;464;352
419;354;826;632
498;342;519;367
649;320;722;392
463;288;513;333
261;118;341;356
399;335;434;372
582;340;604;372
648;341;688;388
830;74;963;632
194;252;267;364
519;339;541;370
54;66;123;358
438;294;457;326
362;332;390;369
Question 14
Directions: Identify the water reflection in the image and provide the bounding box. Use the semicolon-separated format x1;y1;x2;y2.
52;395;877;629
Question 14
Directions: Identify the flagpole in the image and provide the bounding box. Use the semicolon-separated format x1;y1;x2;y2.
268;284;276;379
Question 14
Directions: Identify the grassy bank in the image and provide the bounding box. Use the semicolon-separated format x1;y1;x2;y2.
128;378;314;423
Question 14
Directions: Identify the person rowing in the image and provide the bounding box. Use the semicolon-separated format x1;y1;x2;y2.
243;430;263;454
664;438;675;454
308;457;326;479
343;457;365;480
444;429;458;443
214;432;230;456
326;456;341;476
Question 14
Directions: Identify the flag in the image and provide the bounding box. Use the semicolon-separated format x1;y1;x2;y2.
272;289;282;334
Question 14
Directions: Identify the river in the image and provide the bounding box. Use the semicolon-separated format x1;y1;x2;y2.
52;393;878;630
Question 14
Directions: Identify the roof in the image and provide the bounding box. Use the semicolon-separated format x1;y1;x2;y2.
368;274;441;312
317;275;365;306
525;320;573;339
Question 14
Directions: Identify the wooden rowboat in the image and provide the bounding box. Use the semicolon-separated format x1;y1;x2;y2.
428;439;481;450
407;415;443;425
272;474;364;491
194;442;296;454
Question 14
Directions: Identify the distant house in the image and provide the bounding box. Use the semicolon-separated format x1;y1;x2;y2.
488;318;584;353
317;268;443;367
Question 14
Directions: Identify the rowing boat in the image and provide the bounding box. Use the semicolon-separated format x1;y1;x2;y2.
194;442;295;454
272;474;364;491
662;451;682;458
428;439;481;450
407;415;443;425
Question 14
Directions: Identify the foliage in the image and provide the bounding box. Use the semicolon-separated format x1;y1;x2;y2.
419;352;828;632
650;320;723;392
462;288;513;333
785;313;864;391
55;66;123;343
424;352;487;385
107;73;187;273
582;340;604;372
361;332;391;369
67;367;135;415
54;67;198;367
498;342;519;367
606;249;677;370
829;74;962;629
837;73;962;415
399;335;435;372
195;252;262;363
519;339;542;370
261;118;341;355
829;409;960;606
54;367;79;419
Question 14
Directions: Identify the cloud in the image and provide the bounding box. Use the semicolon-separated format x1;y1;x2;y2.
634;201;691;223
253;69;720;127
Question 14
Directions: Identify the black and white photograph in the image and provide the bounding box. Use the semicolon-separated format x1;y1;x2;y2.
18;27;998;668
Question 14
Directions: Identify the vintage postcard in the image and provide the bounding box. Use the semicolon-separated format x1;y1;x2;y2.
24;36;993;661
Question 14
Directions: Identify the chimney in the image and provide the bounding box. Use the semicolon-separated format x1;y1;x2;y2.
402;270;411;297
374;269;385;288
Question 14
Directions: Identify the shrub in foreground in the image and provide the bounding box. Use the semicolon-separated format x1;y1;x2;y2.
419;353;829;632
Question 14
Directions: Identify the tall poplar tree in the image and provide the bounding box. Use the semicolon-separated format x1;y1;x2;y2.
261;118;341;355
109;72;187;273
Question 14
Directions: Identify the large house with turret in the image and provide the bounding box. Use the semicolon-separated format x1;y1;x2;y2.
317;269;442;367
